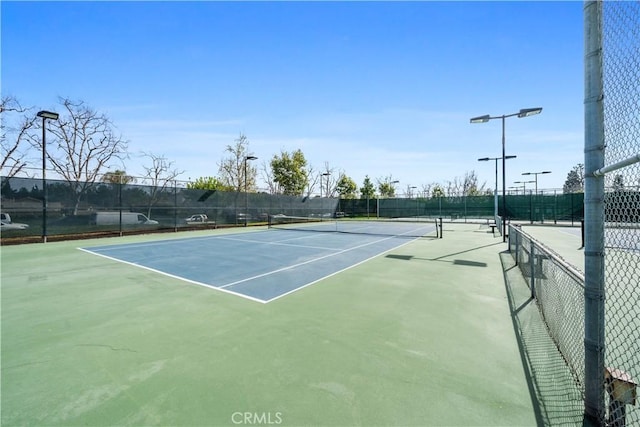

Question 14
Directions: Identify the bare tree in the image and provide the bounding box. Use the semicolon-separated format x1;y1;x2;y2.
421;183;435;199
218;133;257;192
141;152;184;218
444;171;485;198
1;96;36;178
462;170;485;196
31;97;129;214
305;164;317;198
318;162;339;197
260;160;277;194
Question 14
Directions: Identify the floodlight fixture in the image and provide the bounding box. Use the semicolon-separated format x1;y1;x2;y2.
320;172;331;197
470;114;491;124
470;107;542;241
477;155;517;218
37;110;59;120
517;107;543;118
522;170;552;194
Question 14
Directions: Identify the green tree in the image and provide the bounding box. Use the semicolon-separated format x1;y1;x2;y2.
187;176;225;190
270;149;308;196
336;174;357;199
563;163;584;194
432;186;445;198
101;170;135;184
360;176;376;199
377;177;397;198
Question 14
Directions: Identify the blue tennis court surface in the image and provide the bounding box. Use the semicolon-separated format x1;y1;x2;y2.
80;224;436;303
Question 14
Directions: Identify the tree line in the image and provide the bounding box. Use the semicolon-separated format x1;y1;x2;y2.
2;96;590;212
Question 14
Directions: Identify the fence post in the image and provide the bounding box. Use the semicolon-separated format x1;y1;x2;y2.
517;226;521;266
530;239;536;299
174;180;178;232
584;1;606;422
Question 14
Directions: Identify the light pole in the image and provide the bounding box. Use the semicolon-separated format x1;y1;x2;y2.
515;180;536;224
471;107;542;242
244;155;257;227
521;170;551;194
321;172;330;197
37;110;59;243
410;186;418;219
478;155;517;219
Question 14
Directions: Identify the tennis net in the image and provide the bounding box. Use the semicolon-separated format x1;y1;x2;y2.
268;215;440;238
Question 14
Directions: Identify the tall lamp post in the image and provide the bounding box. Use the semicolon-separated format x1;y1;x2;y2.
470;107;542;242
478;155;517;219
244;155;257;227
521;170;551;194
37;110;59;243
320;172;331;197
514;180;536;224
410;186;418;219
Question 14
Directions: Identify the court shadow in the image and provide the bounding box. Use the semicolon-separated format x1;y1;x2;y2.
500;250;588;426
452;259;487;267
385;242;501;268
386;254;414;261
384;254;487;267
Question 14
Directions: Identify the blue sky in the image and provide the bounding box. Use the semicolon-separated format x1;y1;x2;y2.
2;1;584;194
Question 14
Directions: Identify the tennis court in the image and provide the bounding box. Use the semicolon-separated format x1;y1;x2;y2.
80;219;438;303
2;223;548;426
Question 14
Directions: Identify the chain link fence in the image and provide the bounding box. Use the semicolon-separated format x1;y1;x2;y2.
1;174;587;242
503;3;640;425
600;1;640;425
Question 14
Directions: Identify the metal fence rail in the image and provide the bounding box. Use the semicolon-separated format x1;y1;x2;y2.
508;224;586;398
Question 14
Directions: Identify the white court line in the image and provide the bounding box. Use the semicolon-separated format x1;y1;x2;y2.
213;235;341;251
218;233;417;290
264;234;419;303
77;247;268;303
79;226;431;304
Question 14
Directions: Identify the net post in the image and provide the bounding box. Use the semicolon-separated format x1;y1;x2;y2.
438;217;443;239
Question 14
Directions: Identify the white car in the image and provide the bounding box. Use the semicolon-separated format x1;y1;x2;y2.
1;220;29;231
185;214;208;223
